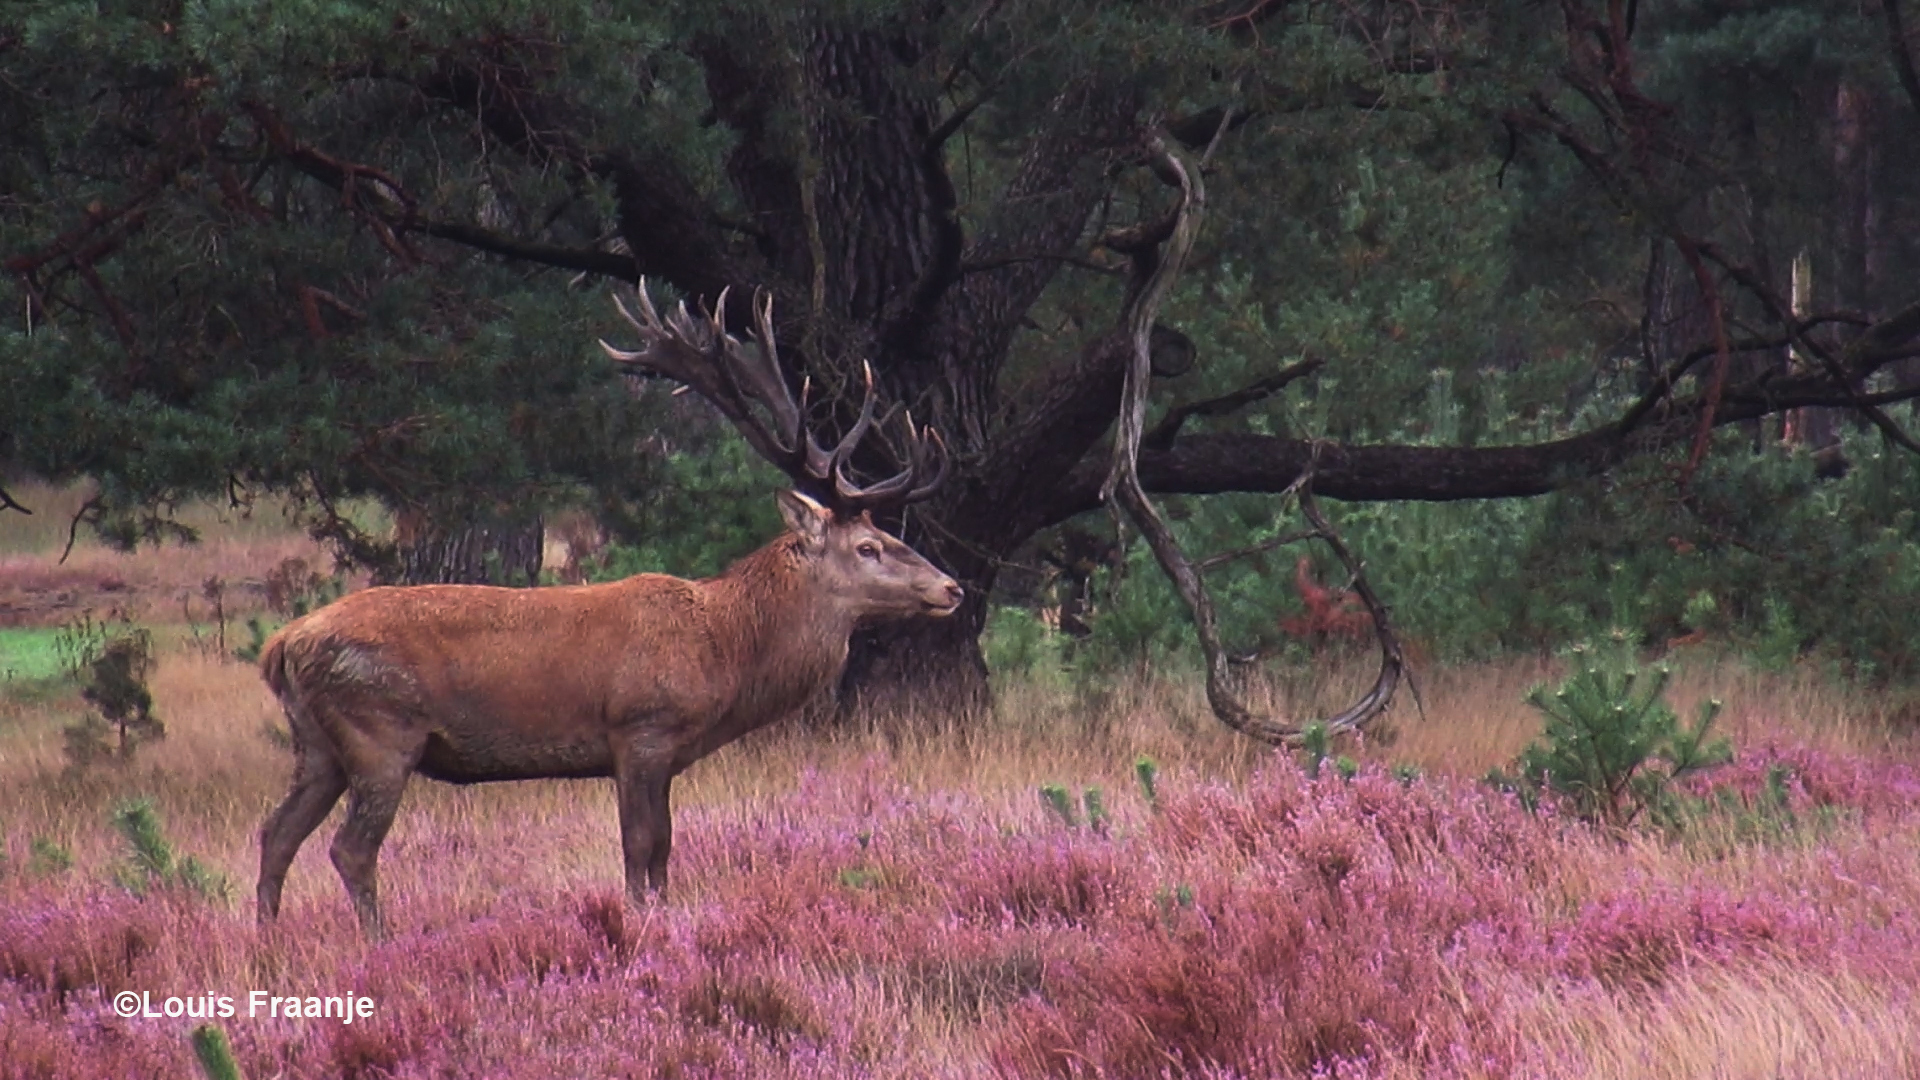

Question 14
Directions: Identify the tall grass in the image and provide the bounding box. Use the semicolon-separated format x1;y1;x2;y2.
2;639;1917;1078
2;494;1918;1077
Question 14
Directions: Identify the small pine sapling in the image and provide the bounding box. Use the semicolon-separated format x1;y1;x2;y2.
1490;641;1730;829
1039;784;1079;828
1298;722;1330;777
191;1023;246;1080
28;837;71;876
109;799;232;901
65;628;164;769
1133;756;1160;810
1082;788;1110;834
234;558;346;662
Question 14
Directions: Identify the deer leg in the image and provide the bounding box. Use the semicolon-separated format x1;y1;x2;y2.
329;767;411;940
614;760;674;904
257;748;347;923
644;773;675;891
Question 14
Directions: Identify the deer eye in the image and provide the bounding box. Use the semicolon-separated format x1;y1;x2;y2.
857;541;882;560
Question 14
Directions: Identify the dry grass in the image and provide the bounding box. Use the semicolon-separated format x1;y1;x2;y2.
1;637;1908;907
0;479;363;628
1520;962;1920;1080
4;495;1919;1077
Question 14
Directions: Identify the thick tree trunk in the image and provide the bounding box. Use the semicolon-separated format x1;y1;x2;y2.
840;594;993;722
381;510;545;586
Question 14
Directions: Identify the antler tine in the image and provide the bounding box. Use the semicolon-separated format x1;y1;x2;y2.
825;362;880;492
603;281;802;470
796;376;836;480
601;280;952;509
831;368;959;509
902;423;950;504
667;297;708;351
752;288;779;370
859;412;948;506
599;279;699;382
713;287;807;462
607;283;651;338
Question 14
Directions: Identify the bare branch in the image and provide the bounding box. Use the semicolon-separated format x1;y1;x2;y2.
1197;528;1317;571
1294;483;1410;736
1098;133;1401;746
959;251;1122;276
927;92;989;153
0;483;31;516
413;219;637;280
1672;237;1732;487
75;259;138;357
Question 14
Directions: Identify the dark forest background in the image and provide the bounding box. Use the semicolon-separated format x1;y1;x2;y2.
6;0;1920;712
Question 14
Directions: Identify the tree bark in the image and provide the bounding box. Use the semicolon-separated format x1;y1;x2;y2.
840;595;993;722
382;512;545;587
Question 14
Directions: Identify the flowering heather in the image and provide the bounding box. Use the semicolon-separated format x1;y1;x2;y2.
3;727;1918;1080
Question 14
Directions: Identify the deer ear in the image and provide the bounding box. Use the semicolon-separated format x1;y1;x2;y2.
777;490;830;547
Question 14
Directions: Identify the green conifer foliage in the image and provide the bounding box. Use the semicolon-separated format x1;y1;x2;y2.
1493;640;1731;829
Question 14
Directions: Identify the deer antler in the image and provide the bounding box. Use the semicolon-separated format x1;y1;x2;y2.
599;280;947;510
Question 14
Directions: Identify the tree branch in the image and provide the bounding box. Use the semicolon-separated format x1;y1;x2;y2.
958;251;1121;276
0;483;31;516
1197;527;1317;571
1048;366;1920;522
411;219;637;280
1142;357;1325;450
1097;129;1403;745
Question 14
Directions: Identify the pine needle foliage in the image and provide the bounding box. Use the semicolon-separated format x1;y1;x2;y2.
191;1023;246;1080
1492;639;1731;829
64;628;165;770
108;799;232;902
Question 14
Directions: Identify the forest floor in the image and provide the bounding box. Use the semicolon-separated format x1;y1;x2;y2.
1;483;1917;1079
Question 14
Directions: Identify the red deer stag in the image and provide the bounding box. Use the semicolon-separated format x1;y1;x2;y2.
256;283;958;938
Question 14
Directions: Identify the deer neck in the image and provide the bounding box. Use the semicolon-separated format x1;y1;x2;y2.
710;536;857;703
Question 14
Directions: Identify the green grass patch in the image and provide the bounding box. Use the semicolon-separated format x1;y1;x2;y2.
0;627;67;683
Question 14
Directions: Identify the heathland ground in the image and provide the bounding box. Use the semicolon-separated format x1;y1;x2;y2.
1;483;1916;1078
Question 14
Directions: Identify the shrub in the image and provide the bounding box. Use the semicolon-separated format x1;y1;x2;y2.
63;626;164;770
108;799;232;902
1489;639;1730;828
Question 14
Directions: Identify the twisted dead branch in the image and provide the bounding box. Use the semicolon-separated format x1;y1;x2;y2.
1099;132;1405;746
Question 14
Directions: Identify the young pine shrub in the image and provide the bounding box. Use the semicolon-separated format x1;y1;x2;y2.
1134;756;1160;809
1489;640;1730;829
191;1023;245;1080
64;627;165;770
28;836;72;876
232;556;346;662
108;799;231;902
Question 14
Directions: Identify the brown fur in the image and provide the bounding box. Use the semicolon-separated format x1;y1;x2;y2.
255;491;960;937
